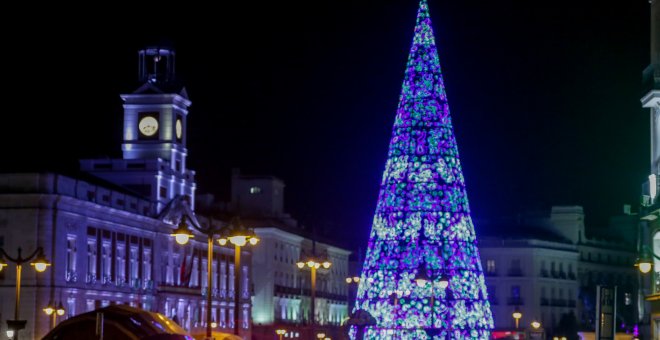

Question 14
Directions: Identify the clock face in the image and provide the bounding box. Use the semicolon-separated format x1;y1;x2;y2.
139;116;159;137
175;118;182;140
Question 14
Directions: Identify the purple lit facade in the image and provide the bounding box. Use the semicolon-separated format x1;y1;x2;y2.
352;0;493;338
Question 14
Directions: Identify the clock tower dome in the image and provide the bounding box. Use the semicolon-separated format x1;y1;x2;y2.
81;47;196;214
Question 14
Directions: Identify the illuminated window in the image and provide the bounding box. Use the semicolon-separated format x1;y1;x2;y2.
143;247;152;282
102;241;112;282
249;186;262;194
130;246;139;282
66;236;77;281
116;245;126;284
625;292;632;305
486;259;496;273
87;238;97;281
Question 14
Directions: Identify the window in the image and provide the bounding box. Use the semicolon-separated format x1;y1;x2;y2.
143;247;152;282
67;297;76;318
66;236;77;281
87;238;97;282
160;186;167;198
249;186;262;194
130;246;139;282
625;292;632;306
116;245;126;284
511;285;520;298
486;260;496;274
102;241;112;282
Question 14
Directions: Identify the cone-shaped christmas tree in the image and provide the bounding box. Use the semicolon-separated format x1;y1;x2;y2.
352;0;493;339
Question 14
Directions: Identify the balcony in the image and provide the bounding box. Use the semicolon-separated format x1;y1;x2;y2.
540;298;549;306
507;297;524;306
567;299;576;308
540;269;549;278
568;272;576;280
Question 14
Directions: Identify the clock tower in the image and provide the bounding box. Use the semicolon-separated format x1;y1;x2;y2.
81;47;196;213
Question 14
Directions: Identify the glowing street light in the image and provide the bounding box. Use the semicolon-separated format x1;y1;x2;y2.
275;329;286;340
636;246;654;273
531;320;541;329
43;301;66;329
512;307;522;329
170;216;259;339
171;218;194;245
296;249;332;335
1;246;50;338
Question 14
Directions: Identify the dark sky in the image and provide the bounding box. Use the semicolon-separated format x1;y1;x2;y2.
2;1;651;251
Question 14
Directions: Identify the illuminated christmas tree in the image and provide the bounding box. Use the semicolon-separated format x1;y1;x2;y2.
352;0;494;338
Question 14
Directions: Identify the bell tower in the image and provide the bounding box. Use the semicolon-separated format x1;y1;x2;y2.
122;47;190;162
80;47;196;214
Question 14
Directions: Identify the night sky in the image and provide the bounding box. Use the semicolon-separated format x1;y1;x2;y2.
2;1;651;251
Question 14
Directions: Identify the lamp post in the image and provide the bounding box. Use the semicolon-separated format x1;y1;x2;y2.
345;276;360;311
414;267;449;331
275;328;286;340
171;216;259;339
296;253;331;334
512;307;522;329
217;217;259;336
0;246;50;337
43;301;65;330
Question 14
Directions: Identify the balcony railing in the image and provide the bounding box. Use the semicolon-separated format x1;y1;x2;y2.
540;269;549;278
540;298;549;306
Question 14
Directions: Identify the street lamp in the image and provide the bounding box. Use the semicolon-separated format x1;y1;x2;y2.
635;245;655;273
296;252;331;333
414;267;449;331
216;216;259;336
345;276;360;311
0;246;50;337
171;216;258;339
512;307;522;329
43;301;66;330
275;328;286;340
531;320;541;329
317;332;326;338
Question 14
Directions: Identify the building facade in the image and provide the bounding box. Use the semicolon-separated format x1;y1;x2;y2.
199;170;351;340
480;206;637;337
639;0;660;338
0;48;252;339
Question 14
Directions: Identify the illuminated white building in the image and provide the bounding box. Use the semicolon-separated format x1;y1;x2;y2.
0;48;251;339
197;170;351;340
480;206;637;336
